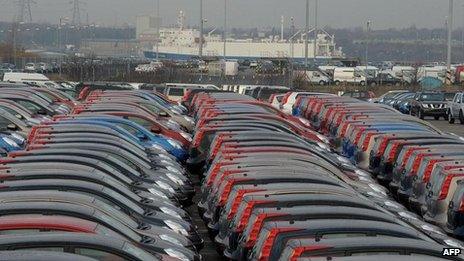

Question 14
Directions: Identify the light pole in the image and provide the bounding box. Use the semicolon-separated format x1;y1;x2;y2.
446;0;453;85
223;0;227;59
156;0;160;60
365;20;371;77
199;0;204;59
313;0;318;62
304;0;309;68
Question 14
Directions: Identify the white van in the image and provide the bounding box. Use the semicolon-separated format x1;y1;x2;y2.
164;83;219;101
333;67;367;86
300;69;331;85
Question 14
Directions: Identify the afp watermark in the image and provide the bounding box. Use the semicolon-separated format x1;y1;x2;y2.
443;248;462;256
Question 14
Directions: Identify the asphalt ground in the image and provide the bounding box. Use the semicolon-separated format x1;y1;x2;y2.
426;118;464;137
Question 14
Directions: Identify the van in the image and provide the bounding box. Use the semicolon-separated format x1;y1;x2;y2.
300;69;331;85
333;67;367;86
164;83;219;102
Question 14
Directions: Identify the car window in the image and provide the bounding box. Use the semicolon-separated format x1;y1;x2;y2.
15;100;42;114
74;247;125;261
140;102;163;114
419;93;444;101
126;116;152;129
0;106;22;118
0;116;13;130
22;247;65;252
168;88;184;96
0;229;43;235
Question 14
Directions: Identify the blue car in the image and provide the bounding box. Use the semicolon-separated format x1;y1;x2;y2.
0;133;23;153
53;117;188;161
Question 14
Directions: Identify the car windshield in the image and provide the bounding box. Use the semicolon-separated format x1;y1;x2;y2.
445;93;457;101
419;93;444;101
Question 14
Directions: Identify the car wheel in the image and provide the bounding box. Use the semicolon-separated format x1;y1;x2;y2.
319;80;326;86
335;81;340;86
360;81;366;86
418;110;424;120
434;116;440;120
448;110;455;124
460;110;464;124
370;82;377;87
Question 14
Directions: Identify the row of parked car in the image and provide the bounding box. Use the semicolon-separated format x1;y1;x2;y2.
283;91;464;243
0;83;207;260
188;89;464;260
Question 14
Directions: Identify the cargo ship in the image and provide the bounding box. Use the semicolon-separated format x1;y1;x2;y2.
143;13;344;62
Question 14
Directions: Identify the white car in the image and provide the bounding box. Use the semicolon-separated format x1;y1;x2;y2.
269;93;286;109
24;63;36;72
280;91;335;114
448;92;464;124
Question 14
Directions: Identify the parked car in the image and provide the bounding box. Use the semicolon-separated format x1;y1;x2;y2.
410;92;447;120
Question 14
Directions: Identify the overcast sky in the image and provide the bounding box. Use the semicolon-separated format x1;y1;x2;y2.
1;0;462;29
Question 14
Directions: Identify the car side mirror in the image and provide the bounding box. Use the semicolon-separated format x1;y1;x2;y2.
151;125;162;134
37;109;47;115
7;124;18;131
136;132;148;141
159;111;169;117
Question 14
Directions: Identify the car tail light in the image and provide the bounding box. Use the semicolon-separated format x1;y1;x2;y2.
377;137;390;156
362;132;376;151
289;245;332;261
218;178;251;206
387;141;403;162
439;175;457;200
258;228;302;261
236;200;274;232
207;167;241;187
192;130;205;147
424;159;447;182
268;94;276;103
410;154;432;176
245;213;286;248
227;189;265;220
459;198;464;212
182;89;192;102
281;92;291;105
401;147;419;168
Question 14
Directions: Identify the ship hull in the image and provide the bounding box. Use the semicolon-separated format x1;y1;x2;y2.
143;51;335;62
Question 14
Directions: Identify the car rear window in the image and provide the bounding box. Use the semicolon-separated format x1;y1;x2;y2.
168;88;185;96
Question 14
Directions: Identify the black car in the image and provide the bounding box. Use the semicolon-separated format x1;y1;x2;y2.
410;92;448;120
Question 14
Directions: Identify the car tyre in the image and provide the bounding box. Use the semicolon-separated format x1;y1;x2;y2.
460;110;464;124
434;116;440;120
335;81;340;86
360;81;366;86
418;110;424;120
319;80;326;86
448;110;455;124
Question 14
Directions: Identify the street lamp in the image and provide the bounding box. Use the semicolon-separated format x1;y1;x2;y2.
156;0;160;60
365;20;371;80
223;0;227;59
304;0;309;68
446;0;453;85
313;0;318;62
199;0;204;58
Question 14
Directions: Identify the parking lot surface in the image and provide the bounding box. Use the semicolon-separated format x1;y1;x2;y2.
427;119;464;137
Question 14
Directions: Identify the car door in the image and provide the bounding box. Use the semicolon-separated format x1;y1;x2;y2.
451;93;460;116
